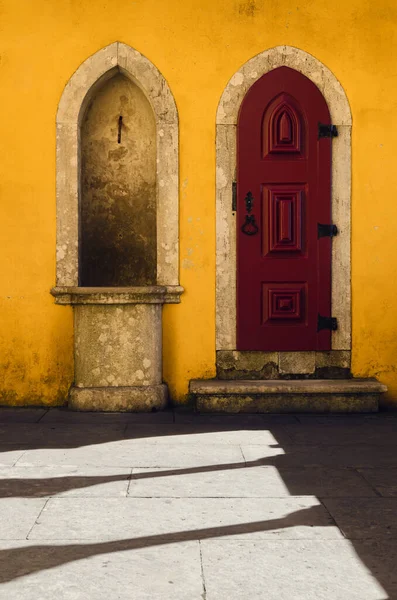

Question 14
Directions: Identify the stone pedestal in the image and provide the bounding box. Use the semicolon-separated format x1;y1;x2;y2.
51;286;183;411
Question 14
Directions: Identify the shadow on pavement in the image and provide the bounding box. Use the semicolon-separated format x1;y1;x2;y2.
0;408;396;597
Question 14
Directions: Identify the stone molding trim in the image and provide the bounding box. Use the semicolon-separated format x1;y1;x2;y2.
56;42;179;289
51;285;184;305
216;46;352;352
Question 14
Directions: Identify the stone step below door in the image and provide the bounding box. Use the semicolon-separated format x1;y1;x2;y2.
189;379;387;414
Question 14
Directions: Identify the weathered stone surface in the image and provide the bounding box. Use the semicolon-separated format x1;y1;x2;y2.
190;379;387;413
1;411;397;598
173;412;298;424
80;73;157;286
216;46;352;127
0;499;46;539
69;385;167;412
242;444;397;468
215;124;237;350
284;423;397;446
28;496;340;541
201;540;388;599
56;42;180;289
40;408;174;423
51;285;183;305
56;122;79;286
216;350;278;379
0;448;27;467
0;540;203;599
74;303;162;388
0;409;47;423
358;468;397;497
279;352;316;375
315;350;351;378
196;394;378;413
0;423;125;446
191;379;385;395
216;351;353;380
19;443;245;468
157;124;179;285
128;466;375;499
190;378;385;413
124;425;291;446
323;498;397;539
0;466;131;498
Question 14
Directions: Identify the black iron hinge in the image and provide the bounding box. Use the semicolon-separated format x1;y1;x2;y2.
318;314;338;332
318;223;338;238
232;182;237;212
318;123;338;139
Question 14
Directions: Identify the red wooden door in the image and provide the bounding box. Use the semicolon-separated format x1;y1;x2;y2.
237;66;332;351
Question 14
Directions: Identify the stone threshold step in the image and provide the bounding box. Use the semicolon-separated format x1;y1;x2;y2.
189;378;387;413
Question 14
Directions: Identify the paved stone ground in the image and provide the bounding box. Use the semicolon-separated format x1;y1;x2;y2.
1;408;397;598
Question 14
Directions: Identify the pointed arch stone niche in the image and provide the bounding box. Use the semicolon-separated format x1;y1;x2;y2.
51;43;182;411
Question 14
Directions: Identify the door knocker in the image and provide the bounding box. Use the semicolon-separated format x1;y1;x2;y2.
241;191;259;236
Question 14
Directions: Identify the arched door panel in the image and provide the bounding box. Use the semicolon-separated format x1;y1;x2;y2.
237;66;332;351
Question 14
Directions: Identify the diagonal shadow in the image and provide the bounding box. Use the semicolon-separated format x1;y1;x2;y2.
0;473;131;498
0;412;396;596
0;506;325;584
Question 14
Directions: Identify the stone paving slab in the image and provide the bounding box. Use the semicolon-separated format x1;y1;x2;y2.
0;498;46;539
174;412;299;425
283;422;397;445
241;444;397;468
124;423;292;445
323;498;397;539
18;443;247;468
40;409;174;424
0;540;203;599
0;466;131;498
28;497;342;541
0;410;396;598
297;413;397;425
0;423;126;446
200;539;390;599
358;467;397;497
128;466;376;498
0;409;47;423
0;447;27;467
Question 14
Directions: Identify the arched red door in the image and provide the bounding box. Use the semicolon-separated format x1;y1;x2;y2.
237;66;334;351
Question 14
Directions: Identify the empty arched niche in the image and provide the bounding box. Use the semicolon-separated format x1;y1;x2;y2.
54;42;181;296
80;73;157;286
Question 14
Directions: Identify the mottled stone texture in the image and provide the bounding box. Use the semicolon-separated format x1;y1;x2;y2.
190;379;386;413
216;350;351;379
217;351;278;380
69;385;167;412
195;394;379;414
56;42;179;288
80;74;156;286
74;303;162;388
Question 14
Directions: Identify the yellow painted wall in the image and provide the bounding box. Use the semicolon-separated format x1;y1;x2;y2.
1;0;397;407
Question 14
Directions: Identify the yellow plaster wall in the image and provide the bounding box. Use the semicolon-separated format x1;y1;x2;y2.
1;0;397;406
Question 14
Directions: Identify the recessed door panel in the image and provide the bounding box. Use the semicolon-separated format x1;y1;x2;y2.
263;185;304;256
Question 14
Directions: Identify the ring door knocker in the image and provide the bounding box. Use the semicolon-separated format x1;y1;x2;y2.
241;191;259;236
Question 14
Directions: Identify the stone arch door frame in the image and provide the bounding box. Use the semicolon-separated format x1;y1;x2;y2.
55;41;180;292
216;46;352;376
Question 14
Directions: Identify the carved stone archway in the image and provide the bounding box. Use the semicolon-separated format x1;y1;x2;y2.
52;43;182;411
216;46;352;377
55;41;180;290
